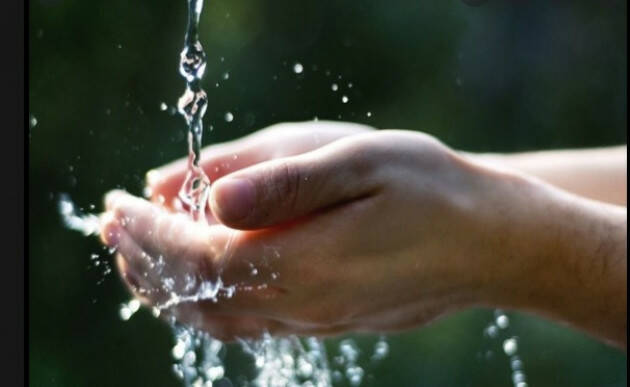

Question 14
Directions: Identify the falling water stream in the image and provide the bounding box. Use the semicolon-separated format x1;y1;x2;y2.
176;0;211;223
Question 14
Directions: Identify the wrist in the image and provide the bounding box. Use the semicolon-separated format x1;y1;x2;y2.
475;168;627;346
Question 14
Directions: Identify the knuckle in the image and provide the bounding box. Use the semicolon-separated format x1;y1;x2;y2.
340;137;381;182
268;160;303;214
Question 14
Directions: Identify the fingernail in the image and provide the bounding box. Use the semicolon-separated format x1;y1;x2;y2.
212;178;256;222
104;190;125;210
100;214;121;246
146;170;162;187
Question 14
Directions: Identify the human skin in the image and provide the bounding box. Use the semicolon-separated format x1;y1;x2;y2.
100;122;627;348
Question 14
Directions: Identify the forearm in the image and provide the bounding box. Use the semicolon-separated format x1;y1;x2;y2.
467;146;627;206
482;174;627;349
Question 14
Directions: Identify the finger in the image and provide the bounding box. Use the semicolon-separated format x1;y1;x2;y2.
102;211;170;299
103;191;295;312
113;227;162;286
146;144;267;210
208;135;382;229
115;253;154;301
109;225;186;304
146;121;370;209
105;190;230;273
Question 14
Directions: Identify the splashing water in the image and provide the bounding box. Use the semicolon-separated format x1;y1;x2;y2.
58;193;101;236
170;324;227;386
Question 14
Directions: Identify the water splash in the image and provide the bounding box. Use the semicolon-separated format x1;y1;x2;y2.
58;193;100;236
171;324;228;386
156;276;236;310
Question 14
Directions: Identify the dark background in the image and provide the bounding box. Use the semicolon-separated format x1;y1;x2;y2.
29;0;626;386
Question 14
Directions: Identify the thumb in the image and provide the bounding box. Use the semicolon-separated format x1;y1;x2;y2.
208;139;379;229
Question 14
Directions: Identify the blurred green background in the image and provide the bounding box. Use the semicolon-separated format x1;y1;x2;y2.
29;0;626;386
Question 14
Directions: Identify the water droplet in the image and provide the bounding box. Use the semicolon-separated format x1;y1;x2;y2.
496;314;509;329
160;102;168;111
29;115;38;128
346;366;364;386
503;337;518;356
128;299;141;313
341;95;349;103
293;62;304;74
206;366;224;381
511;357;523;371
371;338;389;361
512;371;526;385
119;306;131;321
222;72;229;80
366;111;372;117
172;341;186;360
485;324;499;338
331;83;338;91
339;339;359;363
224;112;234;122
347;82;353;88
297;357;313;377
183;350;197;366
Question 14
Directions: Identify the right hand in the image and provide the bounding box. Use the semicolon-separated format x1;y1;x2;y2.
145;121;373;217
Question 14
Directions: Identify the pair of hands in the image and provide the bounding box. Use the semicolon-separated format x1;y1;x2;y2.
100;121;621;344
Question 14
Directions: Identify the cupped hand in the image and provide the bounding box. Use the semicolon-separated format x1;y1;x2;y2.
101;122;530;341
